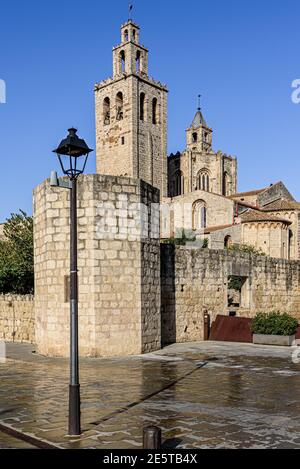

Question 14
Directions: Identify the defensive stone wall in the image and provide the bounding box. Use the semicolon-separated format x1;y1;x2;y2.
161;245;300;345
34;174;161;357
0;294;34;343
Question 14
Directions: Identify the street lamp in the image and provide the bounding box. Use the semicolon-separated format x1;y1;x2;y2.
52;128;93;436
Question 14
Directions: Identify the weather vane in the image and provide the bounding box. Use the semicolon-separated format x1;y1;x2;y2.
129;3;133;20
197;94;202;111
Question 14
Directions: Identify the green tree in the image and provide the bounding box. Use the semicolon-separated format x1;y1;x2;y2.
0;211;34;294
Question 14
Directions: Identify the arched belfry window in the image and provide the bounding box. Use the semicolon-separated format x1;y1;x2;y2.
140;92;145;121
136;51;141;73
193;200;207;230
124;30;129;42
103;97;110;125
197;169;210;192
192;132;198;143
133;29;136;41
174;170;184;196
116;92;124;120
152;97;158;124
120;50;126;73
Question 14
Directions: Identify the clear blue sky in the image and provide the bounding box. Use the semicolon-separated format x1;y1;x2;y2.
0;0;300;221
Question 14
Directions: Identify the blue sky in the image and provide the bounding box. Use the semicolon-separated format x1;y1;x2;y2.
0;0;300;221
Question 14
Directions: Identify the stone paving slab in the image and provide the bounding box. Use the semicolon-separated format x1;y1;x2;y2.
0;430;36;449
0;341;299;449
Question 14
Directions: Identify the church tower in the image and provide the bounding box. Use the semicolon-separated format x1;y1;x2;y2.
168;103;237;197
95;20;168;197
186;108;213;153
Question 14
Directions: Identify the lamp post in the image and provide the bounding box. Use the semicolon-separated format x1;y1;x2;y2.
52;128;93;436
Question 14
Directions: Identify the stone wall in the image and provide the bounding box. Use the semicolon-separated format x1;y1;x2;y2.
209;225;241;250
161;245;300;345
168;149;237;199
34;174;161;357
161;191;234;239
0;294;34;343
241;221;290;259
258;182;295;206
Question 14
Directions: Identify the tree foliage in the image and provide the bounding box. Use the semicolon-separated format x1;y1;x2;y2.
0;211;34;294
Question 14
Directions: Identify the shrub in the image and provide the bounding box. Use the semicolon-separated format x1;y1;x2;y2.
251;312;298;336
229;244;266;256
161;229;208;248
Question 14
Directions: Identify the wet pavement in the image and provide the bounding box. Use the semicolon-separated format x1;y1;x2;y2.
0;430;36;449
0;341;300;449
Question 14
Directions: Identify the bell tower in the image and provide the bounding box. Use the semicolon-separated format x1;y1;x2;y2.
186;104;213;153
95;20;168;197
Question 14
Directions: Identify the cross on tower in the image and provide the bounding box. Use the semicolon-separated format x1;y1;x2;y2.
197;94;202;111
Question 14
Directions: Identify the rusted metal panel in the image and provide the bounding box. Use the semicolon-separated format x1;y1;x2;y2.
294;326;300;340
209;315;253;343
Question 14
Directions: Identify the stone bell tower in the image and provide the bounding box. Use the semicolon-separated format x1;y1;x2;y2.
95;20;168;197
186;107;213;153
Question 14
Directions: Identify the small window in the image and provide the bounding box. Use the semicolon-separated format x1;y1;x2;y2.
174;170;184;196
197;169;210;192
133;29;136;40
121;136;125;145
116;92;124;120
103;97;110;125
140;92;145;121
192;200;207;230
152;97;158;124
120;50;126;73
136;51;141;73
124;29;129;42
192;132;198;143
224;235;232;249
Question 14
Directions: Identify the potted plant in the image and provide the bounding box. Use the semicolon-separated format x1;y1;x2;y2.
251;312;298;346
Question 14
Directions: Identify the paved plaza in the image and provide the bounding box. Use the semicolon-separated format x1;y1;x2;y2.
0;341;300;449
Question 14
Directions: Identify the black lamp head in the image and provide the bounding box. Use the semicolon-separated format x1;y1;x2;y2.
53;128;93;179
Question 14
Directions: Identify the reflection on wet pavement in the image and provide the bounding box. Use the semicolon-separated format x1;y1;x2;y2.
0;341;300;449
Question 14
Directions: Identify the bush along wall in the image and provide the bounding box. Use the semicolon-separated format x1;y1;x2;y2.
251;312;298;336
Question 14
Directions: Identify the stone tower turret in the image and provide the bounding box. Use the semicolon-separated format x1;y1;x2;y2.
95;20;168;197
186;108;213;153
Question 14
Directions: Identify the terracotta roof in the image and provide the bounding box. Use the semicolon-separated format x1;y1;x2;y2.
262;199;300;211
204;224;234;234
228;188;267;198
240;209;291;225
236;200;259;210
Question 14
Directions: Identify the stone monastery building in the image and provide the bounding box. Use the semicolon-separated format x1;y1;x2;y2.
95;19;300;261
29;19;300;358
